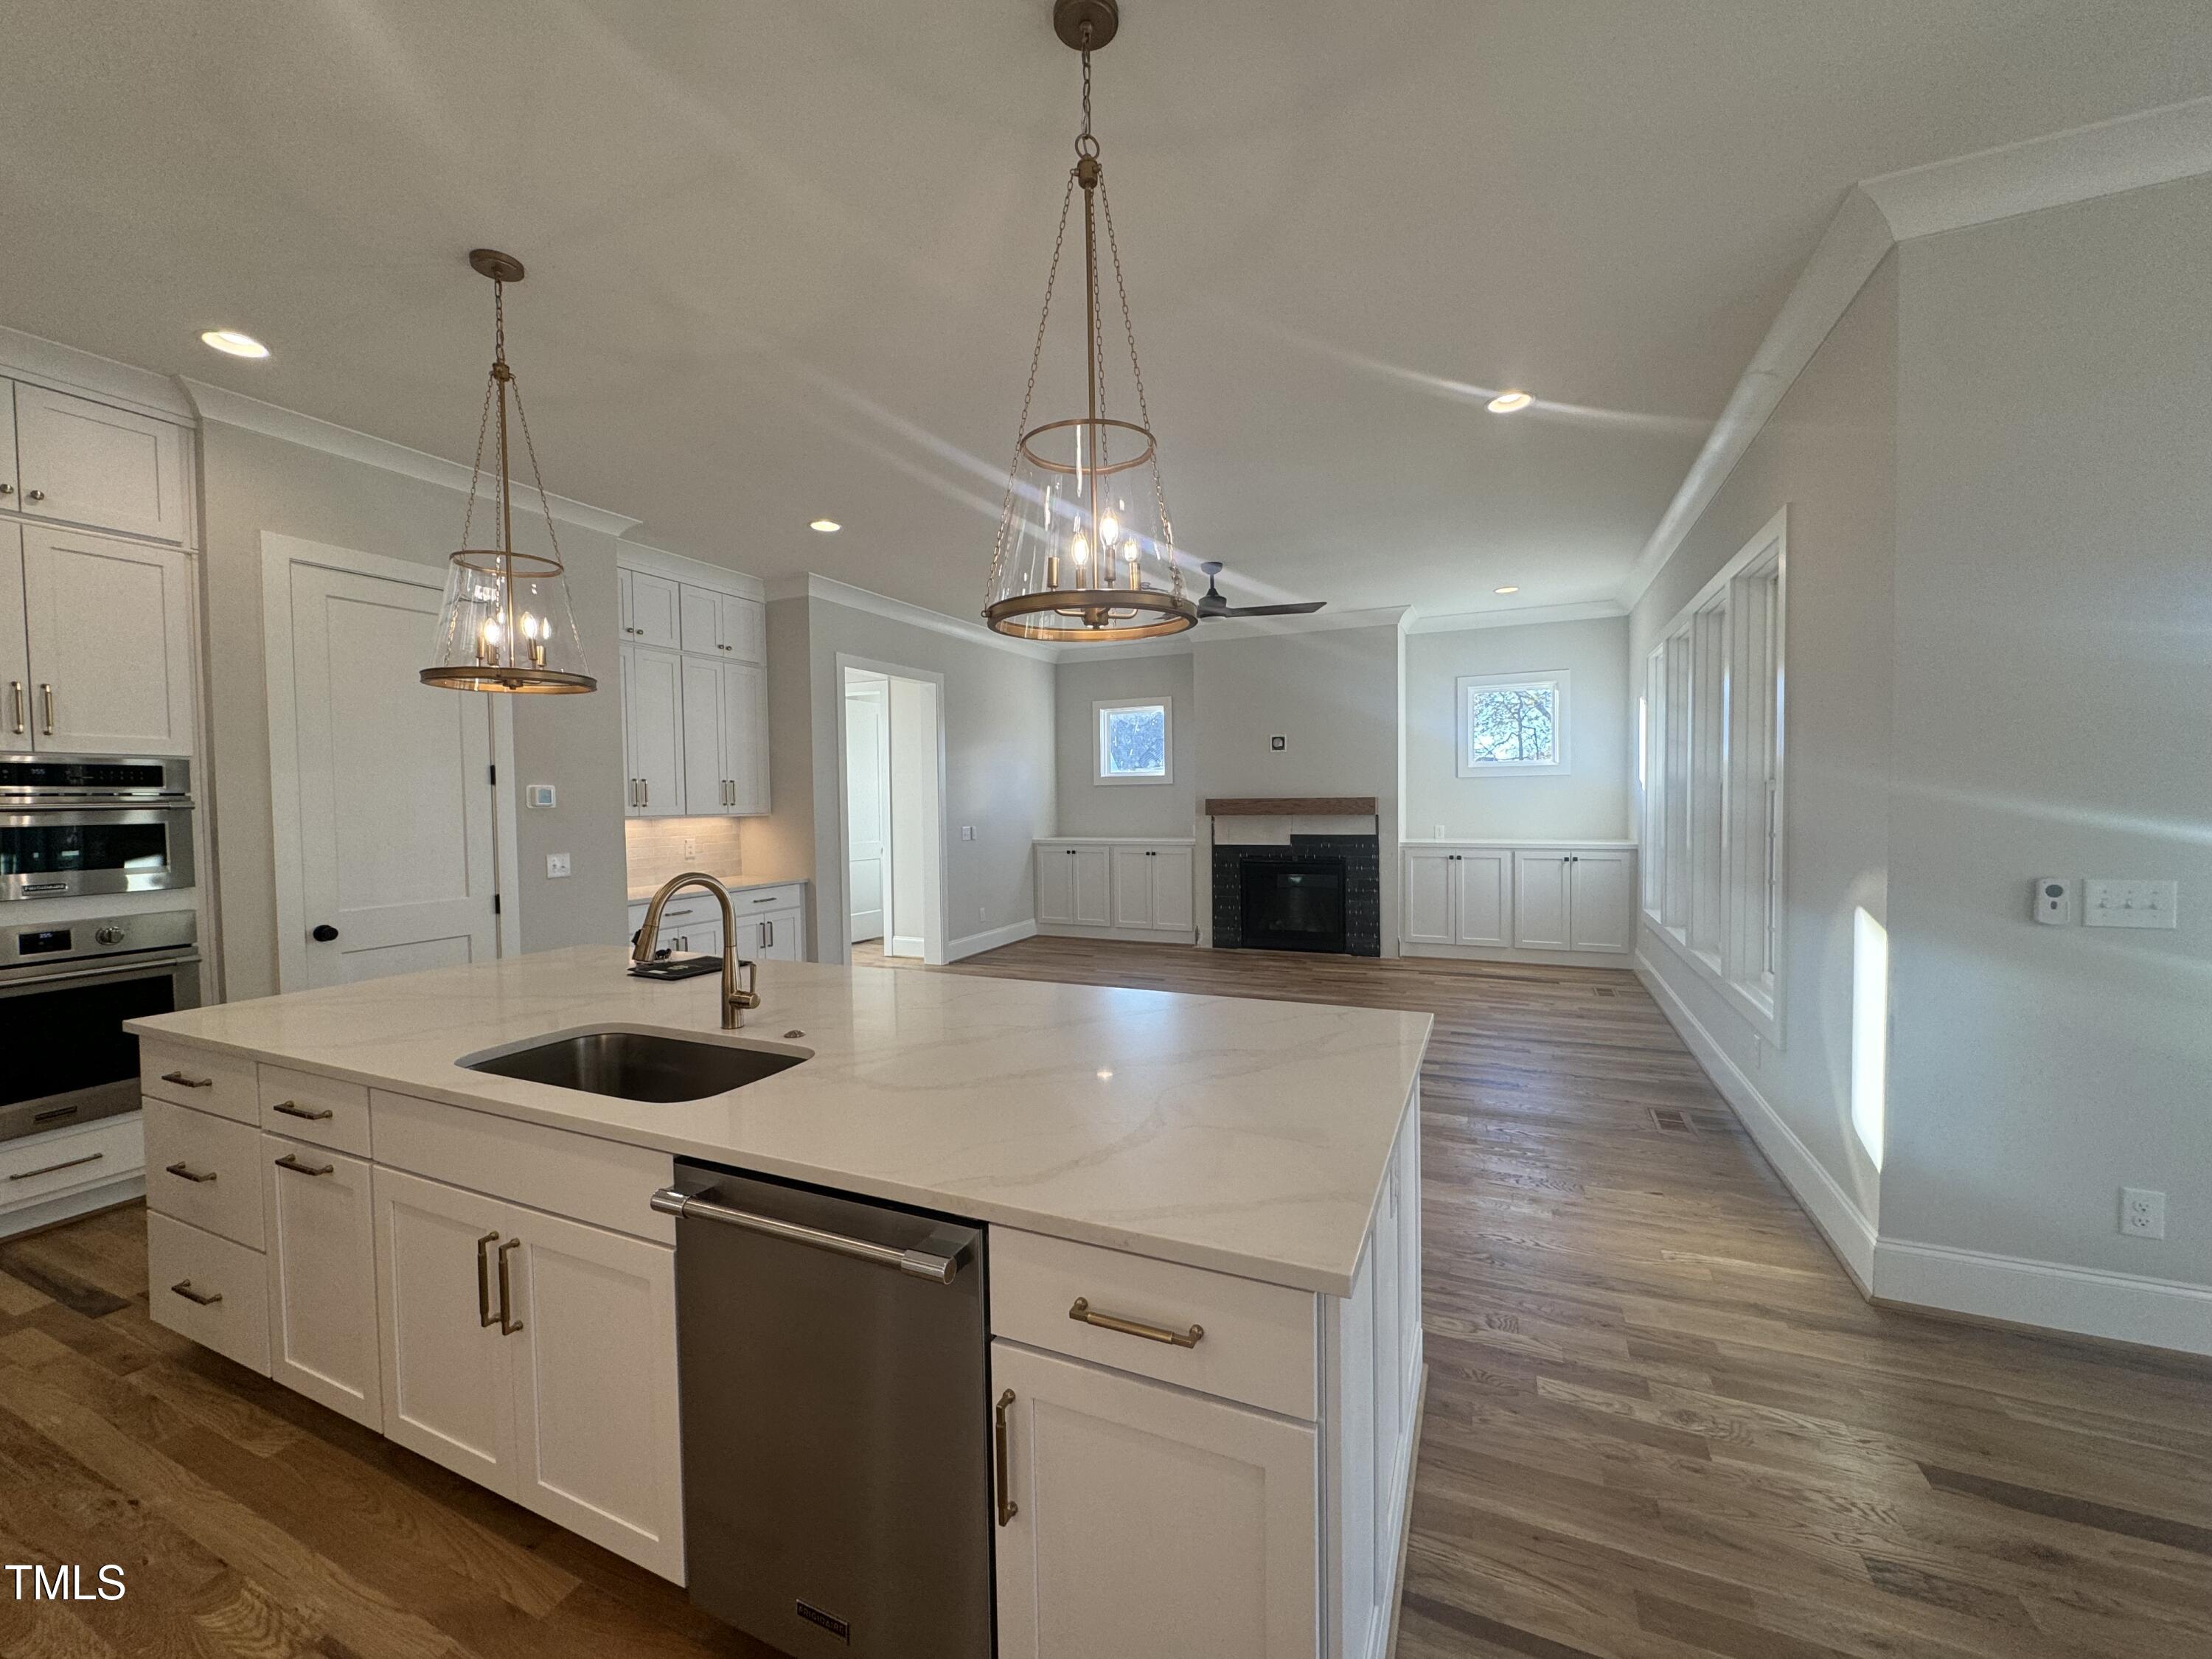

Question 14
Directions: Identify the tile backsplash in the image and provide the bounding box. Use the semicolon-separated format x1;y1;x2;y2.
625;817;745;896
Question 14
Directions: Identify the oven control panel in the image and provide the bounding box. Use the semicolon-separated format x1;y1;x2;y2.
0;909;196;970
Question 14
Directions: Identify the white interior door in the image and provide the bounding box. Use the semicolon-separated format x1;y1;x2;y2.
281;555;498;988
844;681;888;943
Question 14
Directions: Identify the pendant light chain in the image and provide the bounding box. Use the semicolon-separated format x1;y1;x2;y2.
1098;179;1182;599
506;375;566;569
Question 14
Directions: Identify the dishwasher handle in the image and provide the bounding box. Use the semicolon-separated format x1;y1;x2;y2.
652;1186;973;1284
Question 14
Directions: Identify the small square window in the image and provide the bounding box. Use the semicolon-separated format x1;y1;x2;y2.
1456;672;1570;776
1095;698;1171;785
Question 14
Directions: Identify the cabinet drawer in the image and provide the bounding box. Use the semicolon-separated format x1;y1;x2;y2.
371;1091;675;1244
1;1115;143;1210
147;1211;269;1374
258;1065;371;1158
143;1099;262;1248
991;1228;1318;1420
733;882;804;914
142;1041;257;1123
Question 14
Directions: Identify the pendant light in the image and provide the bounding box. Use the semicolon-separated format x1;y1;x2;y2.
982;0;1197;643
421;250;597;694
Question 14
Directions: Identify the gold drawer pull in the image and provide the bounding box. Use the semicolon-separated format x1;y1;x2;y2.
271;1099;333;1121
274;1153;335;1178
1068;1296;1204;1349
161;1070;214;1089
170;1280;223;1307
994;1389;1019;1527
164;1161;218;1183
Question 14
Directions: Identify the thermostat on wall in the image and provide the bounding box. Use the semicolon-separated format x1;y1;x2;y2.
526;784;557;810
2032;876;2073;925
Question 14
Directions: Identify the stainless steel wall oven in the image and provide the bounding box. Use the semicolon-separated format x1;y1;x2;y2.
0;754;194;901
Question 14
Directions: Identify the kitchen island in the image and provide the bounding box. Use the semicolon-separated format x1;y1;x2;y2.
129;947;1429;1659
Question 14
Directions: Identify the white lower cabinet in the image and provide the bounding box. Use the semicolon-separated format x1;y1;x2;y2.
372;1164;684;1580
1512;849;1634;953
1037;840;1195;941
1401;843;1635;960
991;1340;1319;1659
1399;847;1509;947
263;1134;381;1427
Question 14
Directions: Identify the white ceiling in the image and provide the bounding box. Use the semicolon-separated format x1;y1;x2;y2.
4;2;2210;622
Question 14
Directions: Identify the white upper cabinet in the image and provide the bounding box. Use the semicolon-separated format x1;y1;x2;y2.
619;644;684;817
680;655;728;813
18;528;196;754
723;659;769;813
619;568;681;650
0;529;27;745
10;383;190;544
679;583;765;663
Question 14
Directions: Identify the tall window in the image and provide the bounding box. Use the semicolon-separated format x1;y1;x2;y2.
1641;507;1787;1039
1094;698;1171;784
1455;672;1571;776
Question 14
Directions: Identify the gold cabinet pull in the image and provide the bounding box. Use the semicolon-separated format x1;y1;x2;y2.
273;1152;334;1178
40;684;54;735
8;1151;104;1182
1068;1296;1204;1349
271;1099;333;1121
170;1279;223;1307
496;1237;524;1335
994;1389;1019;1526
7;680;21;734
161;1070;214;1089
476;1231;501;1328
164;1161;218;1184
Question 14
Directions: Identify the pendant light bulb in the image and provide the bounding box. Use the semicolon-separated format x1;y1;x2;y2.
1099;512;1119;546
1071;532;1090;567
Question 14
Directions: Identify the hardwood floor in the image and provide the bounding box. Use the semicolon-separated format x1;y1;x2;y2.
1;936;2204;1658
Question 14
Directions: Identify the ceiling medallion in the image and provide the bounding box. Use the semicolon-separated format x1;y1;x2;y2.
981;0;1197;643
421;249;597;695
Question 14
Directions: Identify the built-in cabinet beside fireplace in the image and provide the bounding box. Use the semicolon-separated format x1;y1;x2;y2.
1400;841;1636;964
1035;839;1197;944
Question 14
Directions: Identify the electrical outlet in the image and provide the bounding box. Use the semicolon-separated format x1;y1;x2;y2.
962;825;975;841
683;837;699;860
1434;824;1447;840
2121;1188;2166;1239
544;852;571;880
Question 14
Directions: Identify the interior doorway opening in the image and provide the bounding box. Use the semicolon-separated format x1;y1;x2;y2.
838;660;945;963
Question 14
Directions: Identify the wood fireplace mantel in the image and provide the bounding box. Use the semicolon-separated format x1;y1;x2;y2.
1204;796;1379;817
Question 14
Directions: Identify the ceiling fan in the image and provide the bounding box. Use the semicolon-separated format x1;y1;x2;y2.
1193;561;1328;621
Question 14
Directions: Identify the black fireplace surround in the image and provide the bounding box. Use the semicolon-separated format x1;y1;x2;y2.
1212;835;1381;956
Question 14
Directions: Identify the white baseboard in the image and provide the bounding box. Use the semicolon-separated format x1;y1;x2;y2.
1872;1240;2212;1358
945;917;1039;962
888;933;925;958
1402;939;1632;970
1635;953;1877;1290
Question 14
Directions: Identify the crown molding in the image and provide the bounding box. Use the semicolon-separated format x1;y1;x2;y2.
613;541;764;602
179;378;642;538
1405;599;1627;635
1618;94;2212;613
0;324;198;423
784;573;1061;661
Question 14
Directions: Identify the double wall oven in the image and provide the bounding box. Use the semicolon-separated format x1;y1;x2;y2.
0;754;202;1145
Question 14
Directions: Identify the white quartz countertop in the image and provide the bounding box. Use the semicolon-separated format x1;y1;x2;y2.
130;949;1430;1296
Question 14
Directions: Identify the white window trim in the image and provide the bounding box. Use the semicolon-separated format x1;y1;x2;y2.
1639;506;1787;1046
1455;670;1572;777
1093;696;1173;786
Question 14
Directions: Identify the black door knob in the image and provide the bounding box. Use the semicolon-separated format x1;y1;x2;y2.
310;924;339;942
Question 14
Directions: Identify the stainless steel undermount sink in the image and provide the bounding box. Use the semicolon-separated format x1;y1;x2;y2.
463;1029;808;1102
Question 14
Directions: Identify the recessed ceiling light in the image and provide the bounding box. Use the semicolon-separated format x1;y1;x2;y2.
201;329;269;358
1494;585;1520;595
1486;390;1532;414
810;518;841;533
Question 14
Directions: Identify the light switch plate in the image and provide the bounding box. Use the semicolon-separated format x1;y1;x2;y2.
545;852;571;879
2084;879;2178;929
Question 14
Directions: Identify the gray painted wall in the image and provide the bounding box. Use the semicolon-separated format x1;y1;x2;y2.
1402;616;1632;841
1884;178;2211;1287
198;422;629;1001
1054;652;1197;838
1629;252;1899;1234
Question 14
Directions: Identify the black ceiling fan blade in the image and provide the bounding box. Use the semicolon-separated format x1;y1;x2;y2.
1209;601;1328;618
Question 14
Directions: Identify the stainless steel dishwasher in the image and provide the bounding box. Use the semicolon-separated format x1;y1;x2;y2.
653;1160;992;1658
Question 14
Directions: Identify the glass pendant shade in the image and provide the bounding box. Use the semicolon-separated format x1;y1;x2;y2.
982;4;1196;644
421;549;594;692
422;249;597;695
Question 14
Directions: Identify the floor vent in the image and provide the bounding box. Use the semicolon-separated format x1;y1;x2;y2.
1649;1107;1695;1134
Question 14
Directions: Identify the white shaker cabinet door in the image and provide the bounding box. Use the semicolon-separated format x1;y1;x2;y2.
1453;849;1511;947
1151;845;1195;934
20;529;195;754
12;383;189;543
1110;846;1153;929
372;1166;521;1499
722;660;769;815
1071;846;1112;928
625;570;681;650
681;656;731;815
992;1341;1318;1659
0;527;27;746
263;1135;383;1429
625;645;684;816
1399;849;1455;945
1512;852;1571;951
503;1206;684;1582
1566;850;1635;953
1036;847;1077;926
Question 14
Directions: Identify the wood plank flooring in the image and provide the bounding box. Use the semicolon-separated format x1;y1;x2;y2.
1;937;2204;1658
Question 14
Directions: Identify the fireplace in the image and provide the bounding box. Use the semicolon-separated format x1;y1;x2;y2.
1239;858;1347;954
